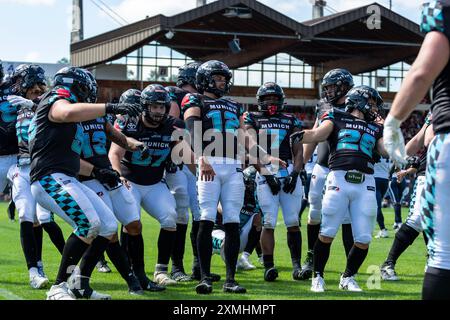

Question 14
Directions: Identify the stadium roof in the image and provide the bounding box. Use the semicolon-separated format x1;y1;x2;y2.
70;0;424;75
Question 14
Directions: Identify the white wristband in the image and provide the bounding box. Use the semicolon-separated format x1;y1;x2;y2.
385;113;402;129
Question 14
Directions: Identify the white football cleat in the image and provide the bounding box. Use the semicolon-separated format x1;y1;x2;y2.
236;254;256;271
311;275;326;292
154;271;177;286
29;267;49;289
339;275;363;292
375;229;389;239
380;262;399;281
46;282;75;300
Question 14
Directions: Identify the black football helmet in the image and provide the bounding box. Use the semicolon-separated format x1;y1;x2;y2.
120;89;142;105
177;62;201;88
141;84;171;125
321;68;354;103
256;82;286;115
196;60;232;98
10;64;46;96
53;67;96;103
345;85;383;122
85;70;98;103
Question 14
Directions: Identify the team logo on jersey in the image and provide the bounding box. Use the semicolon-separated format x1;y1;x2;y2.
97;192;104;197
328;186;340;191
367;186;376;191
126;122;137;131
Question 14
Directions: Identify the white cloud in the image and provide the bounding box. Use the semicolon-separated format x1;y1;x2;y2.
0;0;55;5
109;0;197;23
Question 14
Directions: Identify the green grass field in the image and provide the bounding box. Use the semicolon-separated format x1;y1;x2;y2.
0;203;426;300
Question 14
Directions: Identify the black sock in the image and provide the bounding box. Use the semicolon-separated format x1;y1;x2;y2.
394;203;402;223
287;230;302;269
307;224;321;252
33;225;43;262
342;224;354;258
197;220;214;279
244;226;261;254
224;223;240;282
343;246;369;277
127;233;145;279
20;221;38;270
42;222;65;254
255;241;262;257
386;224;420;265
190;220;200;271
313;239;331;278
157;229;176;266
79;236;110;280
263;254;274;269
120;228;129;254
171;224;188;273
55;233;89;285
106;241;134;281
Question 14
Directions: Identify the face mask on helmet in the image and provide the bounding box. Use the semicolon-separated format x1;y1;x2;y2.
141;85;170;125
420;1;450;39
345;87;379;122
196;60;233;98
321;69;354;103
256;83;285;115
142;103;167;125
11;64;46;96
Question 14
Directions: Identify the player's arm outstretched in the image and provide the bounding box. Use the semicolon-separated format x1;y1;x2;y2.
105;121;143;151
48;99;141;123
290;119;334;146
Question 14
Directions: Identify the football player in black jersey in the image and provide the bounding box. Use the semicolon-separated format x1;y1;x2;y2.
6;64;66;290
77;83;162;294
381;112;434;281
164;62;204;282
0;59;19;199
29;66;142;300
244;82;304;282
291;86;388;292
384;1;450;299
109;84;194;288
182;60;285;294
299;69;355;280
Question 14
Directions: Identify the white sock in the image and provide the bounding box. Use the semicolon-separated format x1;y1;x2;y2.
242;252;250;259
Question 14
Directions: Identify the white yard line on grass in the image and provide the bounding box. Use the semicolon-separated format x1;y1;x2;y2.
0;288;24;300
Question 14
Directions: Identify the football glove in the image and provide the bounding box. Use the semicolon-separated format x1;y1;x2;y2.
263;175;281;195
92;167;121;189
105;102;142;117
283;170;299;194
7;95;34;109
383;114;407;168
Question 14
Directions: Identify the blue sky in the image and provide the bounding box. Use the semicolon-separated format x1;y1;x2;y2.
0;0;423;64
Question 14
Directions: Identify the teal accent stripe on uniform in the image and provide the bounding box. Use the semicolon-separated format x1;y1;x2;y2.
421;134;446;259
38;175;90;238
